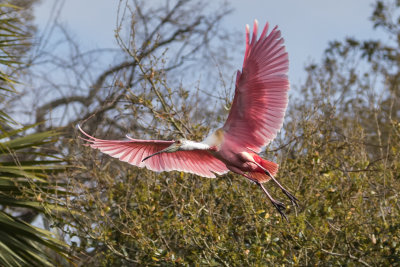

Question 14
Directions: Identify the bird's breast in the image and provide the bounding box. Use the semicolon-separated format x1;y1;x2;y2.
215;150;259;172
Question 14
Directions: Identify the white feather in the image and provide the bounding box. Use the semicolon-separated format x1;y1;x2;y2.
180;140;210;150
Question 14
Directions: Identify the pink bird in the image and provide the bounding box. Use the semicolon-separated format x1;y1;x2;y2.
79;20;297;220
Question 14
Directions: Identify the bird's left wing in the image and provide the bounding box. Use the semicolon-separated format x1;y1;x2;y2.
222;20;290;153
79;126;229;178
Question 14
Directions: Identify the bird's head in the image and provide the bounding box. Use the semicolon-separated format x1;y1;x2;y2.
142;139;185;162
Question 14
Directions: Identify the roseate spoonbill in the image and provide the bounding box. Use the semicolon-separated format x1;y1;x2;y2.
79;20;297;220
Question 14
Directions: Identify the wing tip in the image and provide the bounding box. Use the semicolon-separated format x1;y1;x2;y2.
77;123;96;140
251;20;258;44
253;19;258;29
126;134;135;140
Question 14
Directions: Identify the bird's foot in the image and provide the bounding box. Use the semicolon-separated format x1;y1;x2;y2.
281;188;299;207
270;198;288;222
263;170;299;208
256;181;289;222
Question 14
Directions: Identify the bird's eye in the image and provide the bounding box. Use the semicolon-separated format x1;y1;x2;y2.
176;140;182;144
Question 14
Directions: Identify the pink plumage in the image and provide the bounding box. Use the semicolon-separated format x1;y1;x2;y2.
79;20;297;221
223;20;289;153
79;125;228;178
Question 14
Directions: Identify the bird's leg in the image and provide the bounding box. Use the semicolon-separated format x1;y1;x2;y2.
266;170;299;207
239;171;288;222
256;181;288;222
252;161;299;207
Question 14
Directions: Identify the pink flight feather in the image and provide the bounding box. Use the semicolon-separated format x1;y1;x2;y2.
222;20;289;153
78;125;228;178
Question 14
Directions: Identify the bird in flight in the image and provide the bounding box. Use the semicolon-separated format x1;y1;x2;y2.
79;20;297;221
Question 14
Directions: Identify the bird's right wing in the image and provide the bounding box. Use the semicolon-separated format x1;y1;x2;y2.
222;20;290;153
79;126;229;178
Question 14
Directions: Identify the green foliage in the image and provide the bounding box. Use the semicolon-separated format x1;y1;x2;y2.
67;115;400;266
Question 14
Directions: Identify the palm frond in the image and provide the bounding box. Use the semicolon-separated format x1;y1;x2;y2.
0;126;75;265
0;211;71;266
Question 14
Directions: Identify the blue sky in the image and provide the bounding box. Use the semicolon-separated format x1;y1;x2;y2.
33;0;384;87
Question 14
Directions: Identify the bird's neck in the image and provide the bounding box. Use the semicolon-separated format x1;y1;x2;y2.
181;140;210;151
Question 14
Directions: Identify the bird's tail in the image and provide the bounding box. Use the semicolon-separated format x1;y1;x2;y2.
249;156;279;183
258;158;279;176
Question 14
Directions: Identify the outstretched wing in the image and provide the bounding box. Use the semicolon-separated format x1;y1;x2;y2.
222;20;290;153
78;126;229;178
